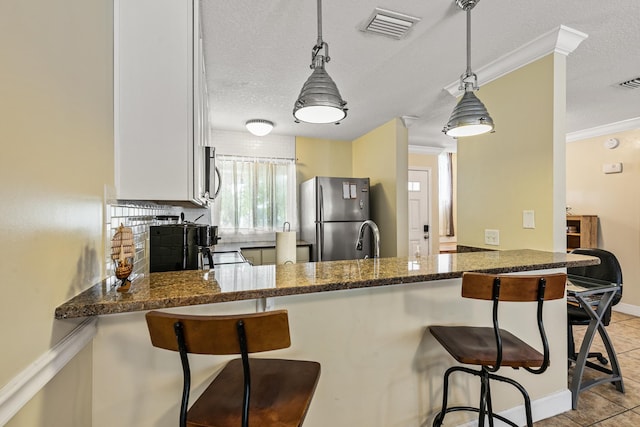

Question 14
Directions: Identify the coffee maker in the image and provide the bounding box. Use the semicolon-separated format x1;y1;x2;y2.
149;224;219;272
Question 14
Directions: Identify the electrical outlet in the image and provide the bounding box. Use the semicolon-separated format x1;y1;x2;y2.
485;229;500;246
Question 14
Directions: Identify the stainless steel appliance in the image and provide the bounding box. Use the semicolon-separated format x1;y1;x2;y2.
150;224;219;272
300;176;372;261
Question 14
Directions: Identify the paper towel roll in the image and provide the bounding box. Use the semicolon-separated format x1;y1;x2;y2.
276;231;296;265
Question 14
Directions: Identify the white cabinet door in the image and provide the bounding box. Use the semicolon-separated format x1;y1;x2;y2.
115;0;207;205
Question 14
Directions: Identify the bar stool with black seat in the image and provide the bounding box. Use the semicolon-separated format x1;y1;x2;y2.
145;309;321;427
429;272;567;427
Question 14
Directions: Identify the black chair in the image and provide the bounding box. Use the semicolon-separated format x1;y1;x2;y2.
429;272;567;427
567;248;623;365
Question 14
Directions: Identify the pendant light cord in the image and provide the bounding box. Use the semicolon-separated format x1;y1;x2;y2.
466;7;472;76
311;0;329;65
317;0;323;47
460;4;477;91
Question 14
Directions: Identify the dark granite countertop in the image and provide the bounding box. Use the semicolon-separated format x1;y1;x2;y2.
54;249;598;319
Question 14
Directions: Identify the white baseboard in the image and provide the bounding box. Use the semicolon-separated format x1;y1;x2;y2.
614;303;640;318
0;318;97;426
457;389;572;427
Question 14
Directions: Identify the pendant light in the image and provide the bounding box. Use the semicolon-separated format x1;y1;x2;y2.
293;0;347;124
443;0;494;138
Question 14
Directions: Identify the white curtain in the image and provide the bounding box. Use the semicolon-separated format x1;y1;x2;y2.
212;155;296;240
439;152;455;237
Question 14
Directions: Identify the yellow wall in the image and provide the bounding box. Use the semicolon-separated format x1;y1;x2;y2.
296;120;409;258
352;118;408;257
567;128;640;307
295;136;353;183
0;0;113;424
457;54;566;251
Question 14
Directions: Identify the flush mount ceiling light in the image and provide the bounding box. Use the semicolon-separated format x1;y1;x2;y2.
443;0;494;138
245;119;274;136
293;0;347;124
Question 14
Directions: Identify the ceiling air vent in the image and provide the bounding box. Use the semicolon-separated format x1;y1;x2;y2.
361;8;421;40
618;77;640;89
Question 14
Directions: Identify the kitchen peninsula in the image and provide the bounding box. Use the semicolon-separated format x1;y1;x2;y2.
59;249;597;427
55;249;595;318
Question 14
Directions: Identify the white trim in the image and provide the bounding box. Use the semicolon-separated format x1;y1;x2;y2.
457;389;572;427
0;318;97;426
566;117;640;142
614;303;640;318
408;144;444;156
445;25;588;97
401;115;419;128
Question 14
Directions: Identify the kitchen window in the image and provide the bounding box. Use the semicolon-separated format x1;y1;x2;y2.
211;155;296;240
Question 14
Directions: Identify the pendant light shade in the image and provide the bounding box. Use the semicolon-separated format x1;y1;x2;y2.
293;0;347;124
443;90;494;137
443;0;494;137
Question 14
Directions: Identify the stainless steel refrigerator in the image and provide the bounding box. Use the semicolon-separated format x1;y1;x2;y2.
300;176;372;261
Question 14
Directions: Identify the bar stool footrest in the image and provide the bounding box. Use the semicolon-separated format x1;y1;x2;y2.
433;406;520;427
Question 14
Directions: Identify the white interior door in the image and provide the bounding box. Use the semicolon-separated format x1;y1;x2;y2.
408;169;431;256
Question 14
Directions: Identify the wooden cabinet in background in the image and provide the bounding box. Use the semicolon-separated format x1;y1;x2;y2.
566;215;598;252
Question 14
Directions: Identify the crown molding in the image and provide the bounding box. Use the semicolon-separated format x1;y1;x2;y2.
408;145;444;155
445;25;588;97
566;117;640;142
400;115;420;128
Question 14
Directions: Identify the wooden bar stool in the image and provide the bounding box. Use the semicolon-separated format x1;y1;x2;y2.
429;272;567;427
146;309;320;427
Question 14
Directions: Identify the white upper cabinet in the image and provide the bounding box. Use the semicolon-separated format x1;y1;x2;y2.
115;0;211;205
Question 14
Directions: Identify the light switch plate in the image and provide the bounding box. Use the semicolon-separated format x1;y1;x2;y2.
523;210;535;229
485;229;500;246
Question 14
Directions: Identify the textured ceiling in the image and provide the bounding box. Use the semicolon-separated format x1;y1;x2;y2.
202;0;640;149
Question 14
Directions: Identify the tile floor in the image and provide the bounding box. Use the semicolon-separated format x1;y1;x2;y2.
535;311;640;426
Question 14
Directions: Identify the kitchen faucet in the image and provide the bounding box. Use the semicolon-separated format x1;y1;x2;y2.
355;220;380;259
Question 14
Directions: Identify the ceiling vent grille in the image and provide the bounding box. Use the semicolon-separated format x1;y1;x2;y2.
618;77;640;89
361;8;421;40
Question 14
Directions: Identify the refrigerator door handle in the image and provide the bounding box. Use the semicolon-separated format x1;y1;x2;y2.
318;185;324;261
318;223;323;262
319;184;324;223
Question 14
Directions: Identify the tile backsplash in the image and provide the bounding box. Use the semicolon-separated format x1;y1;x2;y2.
105;201;181;288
